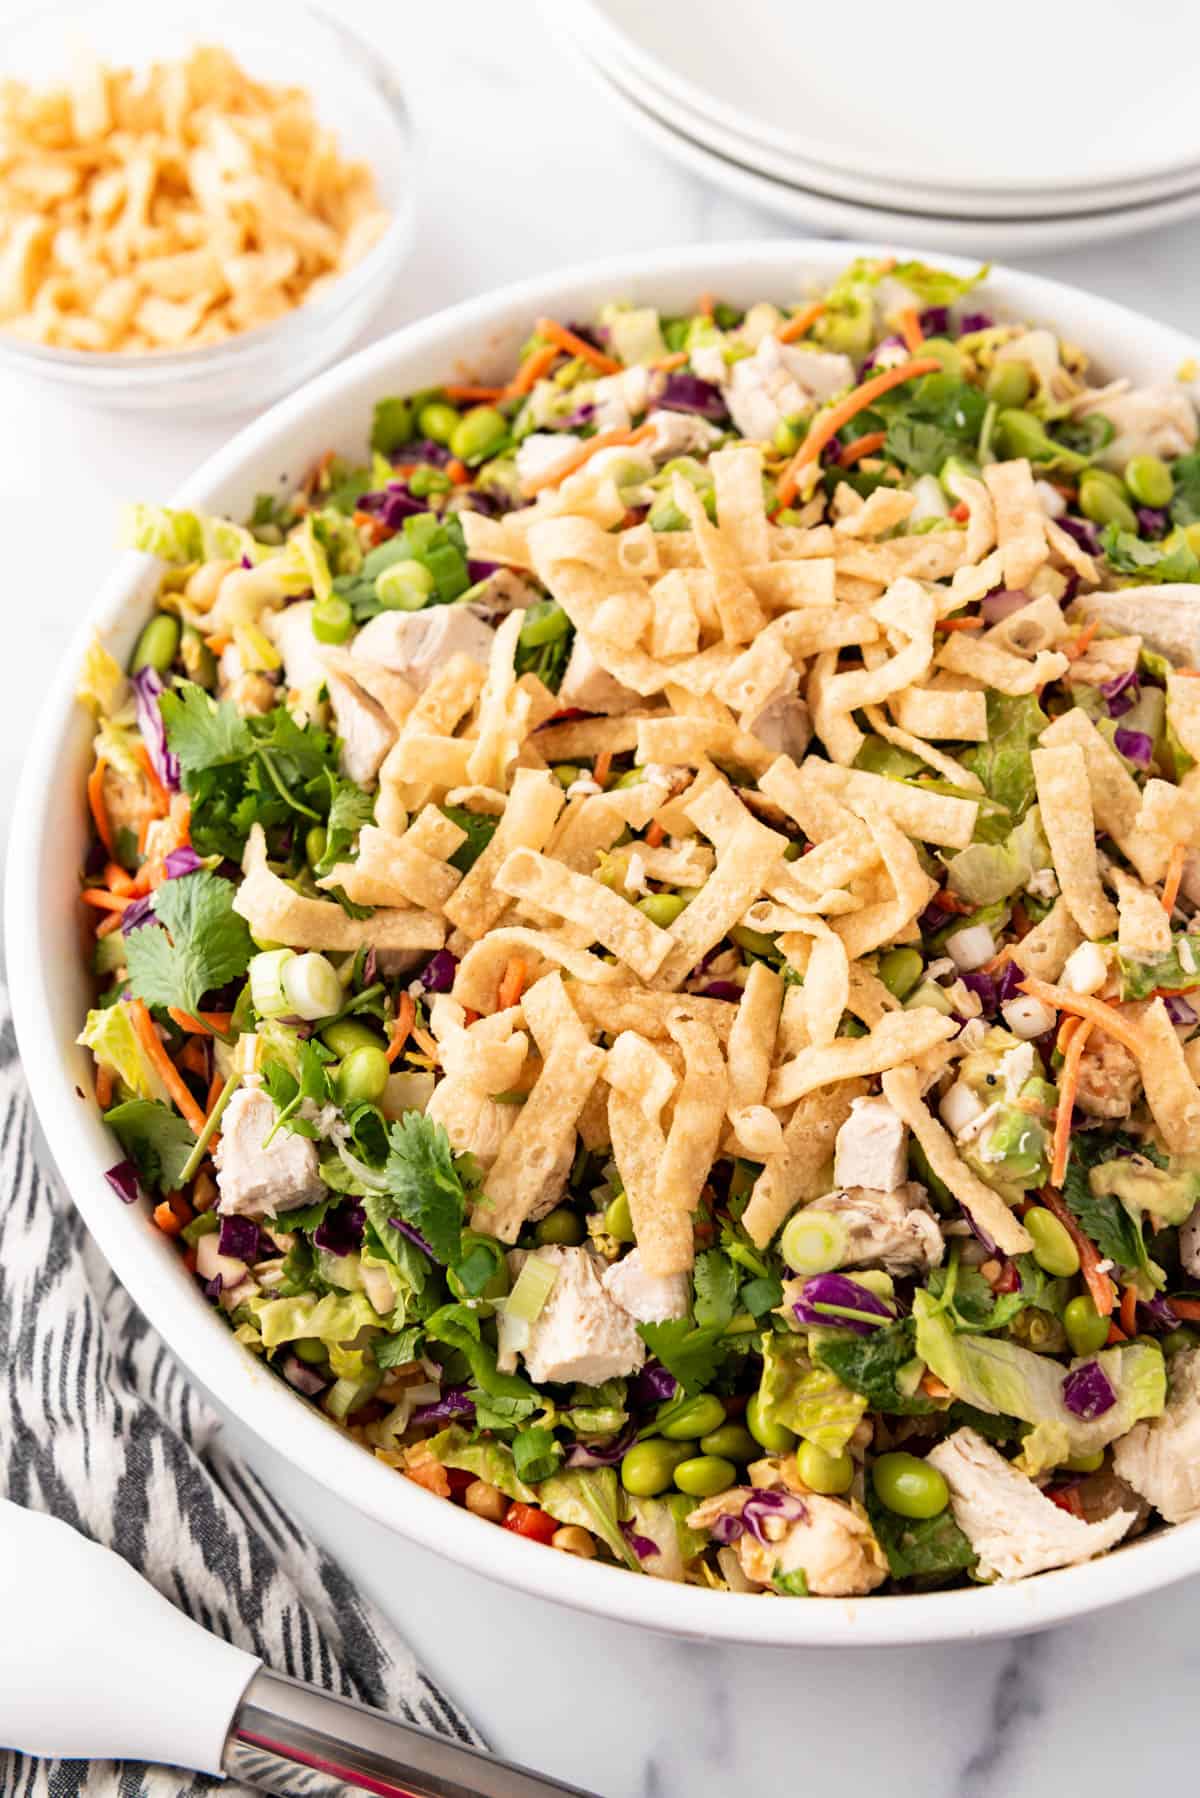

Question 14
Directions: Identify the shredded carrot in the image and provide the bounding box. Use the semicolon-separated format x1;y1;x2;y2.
1017;975;1147;1059
94;1064;113;1109
919;1371;952;1400
167;1007;233;1037
1047;1486;1085;1518
442;382;505;403
178;1039;208;1080
135;744;171;816
697;291;715;319
87;758;115;856
81;887;130;914
1056;1013;1082;1057
446;457;470;486
1062;617;1099;663
776;300;825;345
205;632;232;655
1162;840;1188;916
95;910;125;939
153;1201;183;1236
593;749;614;787
353;508;388;547
387;991;417;1065
838;430;887;468
1040;1184;1116;1317
1167;1297;1200;1321
1051;1019;1092;1188
497;958;528;1012
645;819;665;849
898;307;925;353
463;1008;481;1027
505;342;558;399
520;422;654;499
534;317;620;376
1105;1321;1128;1344
950;500;970;522
935;616;985;632
650;350;689;372
129;998;207;1135
1120;1283;1138;1337
204;1067;225;1121
777;356;942;505
104;862;135;896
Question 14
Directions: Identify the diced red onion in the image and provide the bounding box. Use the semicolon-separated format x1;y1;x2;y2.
1062;1360;1116;1420
1140;1294;1180;1333
281;1354;328;1397
131;666;180;793
958;312;992;335
980;588;1031;624
1114;727;1153;769
793;1272;895;1334
919;306;949;337
1137;507;1167;539
105;1160;142;1204
698;980;742;1002
960;968;998;1017
203;1274;223;1300
658;373;727;420
467;559;501;583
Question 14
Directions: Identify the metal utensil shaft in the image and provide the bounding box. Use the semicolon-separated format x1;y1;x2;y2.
224;1668;596;1798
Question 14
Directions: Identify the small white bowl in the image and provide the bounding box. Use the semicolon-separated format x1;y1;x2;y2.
11;241;1200;1646
0;1;414;414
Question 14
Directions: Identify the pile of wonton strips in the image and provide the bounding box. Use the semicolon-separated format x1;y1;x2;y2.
229;441;1200;1277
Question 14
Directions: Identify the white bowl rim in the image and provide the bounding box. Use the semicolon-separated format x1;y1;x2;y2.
11;237;1200;1648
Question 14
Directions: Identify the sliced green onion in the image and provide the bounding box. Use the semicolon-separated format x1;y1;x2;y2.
250;948;296;1018
780;1209;848;1276
281;951;342;1022
505;1254;560;1324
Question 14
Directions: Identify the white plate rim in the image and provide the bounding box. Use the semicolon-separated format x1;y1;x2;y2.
569;0;1200;195
11;238;1200;1649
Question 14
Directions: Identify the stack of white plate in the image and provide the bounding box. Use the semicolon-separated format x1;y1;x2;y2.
558;0;1200;256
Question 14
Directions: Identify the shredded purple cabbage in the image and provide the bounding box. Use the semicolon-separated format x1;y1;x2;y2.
958;311;993;335
619;1520;661;1560
393;438;450;467
1114;727;1153;769
631;1360;677;1406
204;1273;223;1301
1058;515;1101;556
218;1215;261;1262
698;980;742;1002
105;1160;141;1204
390;1216;438;1261
281;1354;327;1397
358;483;425;529
962;1206;999;1256
792;1272;894;1334
1139;1293;1180;1333
120;892;157;934
1164;993;1197;1026
961;968;998;1017
410;1386;476;1427
1100;670;1140;718
1137;506;1168;539
164;846;204;879
918;305;949;337
131;666;180;793
741;1489;808;1545
858;335;906;377
996;960;1024;1005
314;1201;366;1257
418;949;458;994
1062;1360;1117;1420
918;898;955;937
567;1427;636;1470
658;372;726;420
467;558;501;584
980;588;1030;625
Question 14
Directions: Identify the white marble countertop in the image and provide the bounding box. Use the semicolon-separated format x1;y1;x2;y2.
6;4;1200;1791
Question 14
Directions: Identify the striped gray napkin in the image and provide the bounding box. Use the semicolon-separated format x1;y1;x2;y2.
0;965;484;1796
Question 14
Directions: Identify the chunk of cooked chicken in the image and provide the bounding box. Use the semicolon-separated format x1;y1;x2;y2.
797;1183;944;1276
267;598;327;697
1073;588;1200;672
1074;1036;1140;1120
325;667;396;787
834;1095;909;1194
101;762;159;842
1076;383;1197;472
1180;1202;1200;1281
510;1246;646;1386
352;607;496;688
1113;1346;1200;1524
723;335;854;443
926;1427;1136;1581
214;1086;326;1219
424;1077;517;1169
687;1486;887;1596
602;1246;690;1324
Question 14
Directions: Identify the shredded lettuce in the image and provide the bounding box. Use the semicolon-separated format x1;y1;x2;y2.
252;1289;381;1381
961;693;1048;821
759;1334;868;1456
77;638;130;720
945;807;1050;907
425;1426;535;1500
78;1002;170;1104
538;1467;637;1567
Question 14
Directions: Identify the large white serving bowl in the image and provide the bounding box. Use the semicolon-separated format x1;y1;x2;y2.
10;242;1200;1647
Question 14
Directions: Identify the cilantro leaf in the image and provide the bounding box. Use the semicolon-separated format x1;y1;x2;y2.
124;870;253;1015
374;1326;424;1369
424;1302;535;1400
880;374;987;477
158;683;251;775
441;805;498;874
812;1318;933;1415
866;1486;977;1582
103;1098;196;1191
1101;524;1200;583
692;1250;739;1330
925;1264;1027;1335
383;1113;468;1266
312;773;375;879
1062;1131;1156;1276
772;1567;810;1597
513;600;574;693
636;1319;726;1396
1169;449;1200;529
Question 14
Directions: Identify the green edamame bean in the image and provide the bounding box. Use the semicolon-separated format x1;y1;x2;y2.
376;558;435;612
1079;473;1138;533
417;399;460;445
871;1451;949;1520
729;924;777;959
305;825;328;869
604;1191;634;1242
450;405;509;466
1079;466;1126;498
795;1439;854;1496
130;612;181;675
1182;522;1200;558
620;1439;690;1497
552;764;583;789
637;892;687;928
321;1018;386;1058
773;419;801;456
673;1455;736;1499
1163;1326;1200;1355
611;767;647;789
293;1339;329;1365
661;1394;726;1440
985;361;1032;409
311;595;354;644
995;408;1055;461
878;946;924;1000
534;1207;585;1247
1063;1294;1110;1358
1023;1206;1081;1279
700;1423;759;1462
746;1392;796;1453
1124;453;1174;509
335;1045;390;1106
920;338;963;378
1065;1450;1104;1473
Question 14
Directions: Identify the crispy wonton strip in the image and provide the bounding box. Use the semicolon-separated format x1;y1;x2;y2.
726;961;783;1151
741;1081;867;1250
1038;706;1156;884
496;847;672;981
1009;897;1083;983
773;755;978;850
443;767;564;940
672;474;768;644
767;1008;957;1108
1128;998;1200;1154
606;1029;678;1122
234;825;441;952
609;1088;689;1273
984;457;1047;589
453;926;622;1013
1032;744;1118;939
473;1039;607;1239
650;1016;727;1272
881;1066;1033;1256
572;987;737;1043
